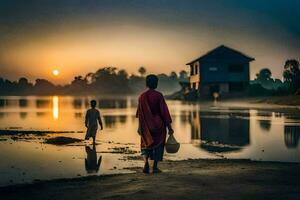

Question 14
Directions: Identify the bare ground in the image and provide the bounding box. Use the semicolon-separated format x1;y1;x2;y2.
1;159;300;200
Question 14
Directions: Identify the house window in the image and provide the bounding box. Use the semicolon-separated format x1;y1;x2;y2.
190;65;194;75
194;64;198;74
228;64;244;73
209;67;218;71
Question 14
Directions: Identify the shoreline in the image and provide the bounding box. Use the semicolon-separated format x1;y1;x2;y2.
167;95;300;107
1;159;300;200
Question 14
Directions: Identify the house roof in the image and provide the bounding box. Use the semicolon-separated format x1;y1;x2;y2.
186;45;255;65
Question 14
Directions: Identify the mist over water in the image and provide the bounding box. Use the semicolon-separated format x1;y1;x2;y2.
0;96;300;186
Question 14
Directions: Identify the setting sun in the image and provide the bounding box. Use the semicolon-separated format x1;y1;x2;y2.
52;69;59;76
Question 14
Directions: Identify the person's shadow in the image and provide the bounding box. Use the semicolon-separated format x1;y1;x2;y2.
85;143;102;173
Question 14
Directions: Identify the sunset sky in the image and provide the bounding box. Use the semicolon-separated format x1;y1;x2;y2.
0;0;300;84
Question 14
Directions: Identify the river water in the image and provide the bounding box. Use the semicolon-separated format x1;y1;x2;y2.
0;95;299;186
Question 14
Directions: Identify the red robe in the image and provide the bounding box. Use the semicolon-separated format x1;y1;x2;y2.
136;89;172;149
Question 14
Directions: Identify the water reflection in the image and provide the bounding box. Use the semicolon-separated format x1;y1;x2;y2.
180;111;190;123
103;115;128;128
85;144;102;173
36;112;47;117
119;115;127;124
19;99;28;107
52;96;59;120
104;116;117;128
0;112;5;118
190;111;250;153
190;111;201;141
0;96;300;164
99;99;128;109
0;99;5;107
20;112;28;119
74;112;83;118
284;126;300;148
36;99;50;108
259;120;272;131
73;99;83;109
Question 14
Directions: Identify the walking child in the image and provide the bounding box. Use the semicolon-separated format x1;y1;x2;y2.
85;100;103;144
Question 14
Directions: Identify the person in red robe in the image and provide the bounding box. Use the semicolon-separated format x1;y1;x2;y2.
136;74;174;173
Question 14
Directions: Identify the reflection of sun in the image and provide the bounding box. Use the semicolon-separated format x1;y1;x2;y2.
52;69;59;76
52;96;59;120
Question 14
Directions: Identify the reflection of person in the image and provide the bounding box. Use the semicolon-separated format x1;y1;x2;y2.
136;74;173;173
85;144;102;173
284;126;300;148
85;100;103;144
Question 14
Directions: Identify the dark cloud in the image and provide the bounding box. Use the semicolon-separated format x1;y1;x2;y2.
1;0;299;42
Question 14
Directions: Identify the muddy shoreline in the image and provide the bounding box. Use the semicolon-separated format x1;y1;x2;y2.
1;159;300;200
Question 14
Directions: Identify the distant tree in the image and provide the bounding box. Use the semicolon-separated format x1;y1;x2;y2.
283;59;300;94
68;76;89;94
17;77;33;94
90;67;131;94
179;70;188;80
0;77;6;94
71;76;86;85
128;74;145;94
84;72;94;84
256;68;272;82
116;69;131;93
4;79;16;90
93;67;117;81
117;69;128;78
34;79;57;94
18;77;29;86
273;78;285;90
169;71;178;79
157;73;181;94
253;68;276;90
157;73;169;80
138;66;146;77
0;66;186;95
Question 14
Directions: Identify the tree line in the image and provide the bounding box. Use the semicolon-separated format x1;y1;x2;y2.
0;67;188;95
250;59;300;95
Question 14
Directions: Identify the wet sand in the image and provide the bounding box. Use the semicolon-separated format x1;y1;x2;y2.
1;159;300;200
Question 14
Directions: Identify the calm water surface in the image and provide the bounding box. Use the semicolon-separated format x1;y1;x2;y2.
0;96;300;186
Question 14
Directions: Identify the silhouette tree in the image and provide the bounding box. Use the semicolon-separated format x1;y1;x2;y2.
254;68;276;90
84;72;94;84
283;59;300;94
128;74;145;94
256;68;272;82
179;70;188;80
0;66;183;95
116;69;131;93
18;77;29;86
17;77;33;94
117;69;128;78
138;66;146;77
69;76;88;93
170;71;178;79
156;73;181;94
34;79;57;94
0;77;8;94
